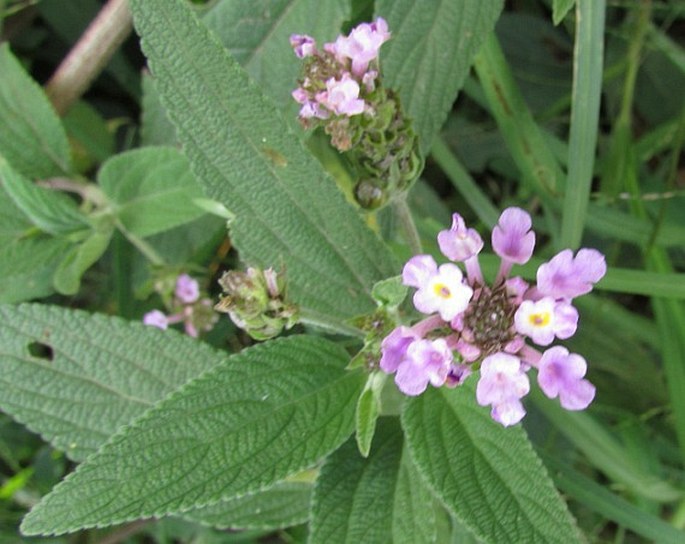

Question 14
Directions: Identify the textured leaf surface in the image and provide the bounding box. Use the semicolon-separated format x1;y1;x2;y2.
183;482;312;530
310;418;403;544
98;147;205;237
0;44;72;179
204;0;349;111
21;336;364;535
0;304;219;462
129;0;397;325
392;445;438;544
402;384;580;544
376;0;504;153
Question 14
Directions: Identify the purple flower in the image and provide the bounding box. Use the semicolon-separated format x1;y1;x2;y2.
411;262;473;321
402;254;438;288
380;326;418;374
394;338;452;396
175;274;200;304
537;249;607;300
290;34;316;58
514;297;578;346
333;17;390;76
492;207;535;267
476;352;530;426
317;73;365;116
437;213;484;262
143;310;168;330
537;346;595;410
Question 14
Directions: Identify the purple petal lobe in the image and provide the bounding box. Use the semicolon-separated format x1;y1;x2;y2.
491;207;536;265
537;248;606;300
437;213;484;262
537;346;595;410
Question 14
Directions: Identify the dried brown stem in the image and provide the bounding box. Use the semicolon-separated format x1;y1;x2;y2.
45;0;132;115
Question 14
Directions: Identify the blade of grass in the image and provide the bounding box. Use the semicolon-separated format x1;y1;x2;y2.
430;138;499;228
560;0;606;249
531;390;683;503
473;32;564;242
541;454;685;544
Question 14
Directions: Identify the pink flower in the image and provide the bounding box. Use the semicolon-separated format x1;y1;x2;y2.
492;208;536;283
476;352;530;426
437;213;484;262
333;17;390;76
380;326;419;374
316;73;365;116
537;346;595;410
514;297;578;346
175;274;200;304
143;310;168;330
394;338;453;396
289;34;316;58
537;249;607;300
405;259;473;321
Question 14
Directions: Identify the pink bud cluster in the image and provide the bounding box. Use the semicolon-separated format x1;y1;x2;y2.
143;274;217;338
380;208;607;426
290;18;390;121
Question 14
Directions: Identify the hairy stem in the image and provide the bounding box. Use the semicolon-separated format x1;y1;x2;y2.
45;0;132;115
393;196;422;256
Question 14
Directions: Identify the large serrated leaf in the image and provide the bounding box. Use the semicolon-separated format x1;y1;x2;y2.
0;304;219;462
97;147;205;238
21;335;365;536
129;0;397;326
393;445;438;544
402;384;580;544
310;417;403;544
204;0;349;112
182;481;312;530
376;0;504;154
0;44;72;179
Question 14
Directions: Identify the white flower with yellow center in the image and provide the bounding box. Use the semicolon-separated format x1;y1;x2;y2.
514;297;578;346
413;263;473;321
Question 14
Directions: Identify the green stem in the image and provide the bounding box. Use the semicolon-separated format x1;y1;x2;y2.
115;220;166;267
392;196;422;255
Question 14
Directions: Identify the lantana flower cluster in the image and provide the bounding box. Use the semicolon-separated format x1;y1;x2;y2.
291;19;421;209
380;208;607;426
143;273;217;338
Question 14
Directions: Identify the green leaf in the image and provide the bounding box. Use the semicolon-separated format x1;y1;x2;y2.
310;417;403;544
560;0;605;249
182;481;312;530
355;372;385;457
21;336;365;535
0;156;87;235
63;101;115;166
371;276;407;308
140;72;177;147
553;0;575;25
0;304;219;462
392;444;439;544
52;228;113;295
402;384;580;544
377;0;504;154
0;184;73;302
203;0;350;111
0;43;72;179
97;147;205;238
129;0;397;327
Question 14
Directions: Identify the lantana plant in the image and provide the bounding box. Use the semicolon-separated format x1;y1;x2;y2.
380;207;606;426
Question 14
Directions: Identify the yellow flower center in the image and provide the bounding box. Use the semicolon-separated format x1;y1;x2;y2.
529;311;551;327
433;283;452;299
